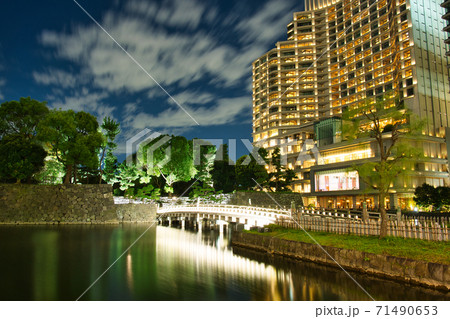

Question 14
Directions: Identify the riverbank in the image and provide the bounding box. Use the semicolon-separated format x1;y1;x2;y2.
231;229;450;291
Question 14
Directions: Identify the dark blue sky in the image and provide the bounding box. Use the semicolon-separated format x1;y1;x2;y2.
0;0;304;160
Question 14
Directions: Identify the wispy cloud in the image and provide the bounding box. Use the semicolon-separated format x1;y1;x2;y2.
33;68;80;88
127;96;251;130
124;0;216;30
47;87;116;121
236;0;297;45
37;0;298;93
34;0;299;151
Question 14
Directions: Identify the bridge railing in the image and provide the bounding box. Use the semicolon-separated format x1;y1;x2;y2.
158;204;291;220
158;204;379;220
157;204;399;222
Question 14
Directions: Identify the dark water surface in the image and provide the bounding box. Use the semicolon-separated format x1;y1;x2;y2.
0;224;447;301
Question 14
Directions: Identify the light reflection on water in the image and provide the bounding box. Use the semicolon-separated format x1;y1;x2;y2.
0;224;447;301
155;226;290;301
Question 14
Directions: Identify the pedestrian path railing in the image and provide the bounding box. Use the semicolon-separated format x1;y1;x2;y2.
277;215;449;241
158;204;449;241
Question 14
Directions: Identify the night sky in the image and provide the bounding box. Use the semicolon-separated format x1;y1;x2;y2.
0;0;305;160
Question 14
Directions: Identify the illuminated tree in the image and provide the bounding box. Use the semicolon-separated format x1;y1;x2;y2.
342;95;424;238
99;117;120;184
37;110;103;184
193;140;216;184
138;135;196;195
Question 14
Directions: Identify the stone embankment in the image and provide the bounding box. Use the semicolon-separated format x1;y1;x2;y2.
232;232;449;291
0;184;156;224
230;191;303;208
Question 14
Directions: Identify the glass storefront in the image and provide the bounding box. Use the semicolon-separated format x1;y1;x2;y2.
317;196;376;210
315;169;359;192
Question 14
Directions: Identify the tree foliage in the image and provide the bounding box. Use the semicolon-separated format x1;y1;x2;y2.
0;97;49;139
0;98;49;183
193;140;216;184
211;144;236;193
235;147;269;190
414;183;450;211
111;163;161;200
99;116;120;184
37;110;104;184
138;135;196;194
189;181;222;203
34;159;65;185
342;94;424;237
0;135;47;183
268;147;295;192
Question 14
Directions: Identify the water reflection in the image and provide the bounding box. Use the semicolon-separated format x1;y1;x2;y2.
0;225;447;301
32;231;58;300
154;227;290;300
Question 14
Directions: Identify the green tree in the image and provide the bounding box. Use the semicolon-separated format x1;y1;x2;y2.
211;144;236;193
189;181;222;203
0;135;47;183
342;95;424;238
139;135;196;195
0;98;49;183
193;140;216;184
99;117;120;184
112;163;140;193
37;110;104;184
235;147;269;191
414;183;450;211
135;184;161;202
34;159;65;185
111;162;161;201
0;97;49;139
268;147;295;192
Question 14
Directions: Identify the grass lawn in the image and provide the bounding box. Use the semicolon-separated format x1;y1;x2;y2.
246;225;450;265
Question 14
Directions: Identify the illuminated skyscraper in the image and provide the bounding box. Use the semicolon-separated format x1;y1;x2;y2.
252;0;450;209
442;0;450;87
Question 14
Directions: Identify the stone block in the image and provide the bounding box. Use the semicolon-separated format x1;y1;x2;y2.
428;263;444;282
443;265;450;284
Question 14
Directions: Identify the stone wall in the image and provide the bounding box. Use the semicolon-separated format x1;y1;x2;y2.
230;191;303;209
232;232;449;291
116;204;157;223
0;184;117;224
0;184;156;224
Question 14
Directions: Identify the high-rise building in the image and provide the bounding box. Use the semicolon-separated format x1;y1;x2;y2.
252;0;450;210
442;0;450;87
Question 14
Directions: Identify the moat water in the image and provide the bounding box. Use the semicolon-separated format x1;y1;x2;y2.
0;224;447;301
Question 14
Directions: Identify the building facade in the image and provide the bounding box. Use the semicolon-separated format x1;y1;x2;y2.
442;0;450;87
252;0;450;210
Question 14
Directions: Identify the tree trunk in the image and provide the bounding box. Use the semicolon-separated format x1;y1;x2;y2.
379;192;388;238
73;164;78;184
64;164;73;184
99;148;106;184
